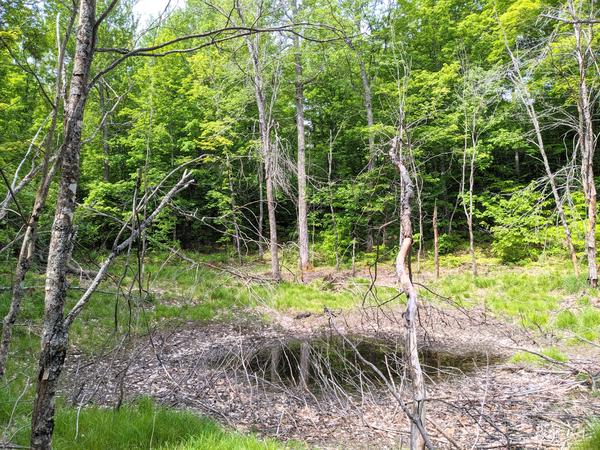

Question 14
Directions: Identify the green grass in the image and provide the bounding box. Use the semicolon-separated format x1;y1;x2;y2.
423;257;600;339
573;420;600;450
510;347;568;365
53;398;292;450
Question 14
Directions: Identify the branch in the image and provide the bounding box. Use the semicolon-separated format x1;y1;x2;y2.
63;169;194;328
89;22;340;87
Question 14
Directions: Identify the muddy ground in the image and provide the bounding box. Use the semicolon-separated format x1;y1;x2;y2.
62;294;600;449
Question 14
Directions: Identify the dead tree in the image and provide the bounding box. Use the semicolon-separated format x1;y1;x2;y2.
389;136;428;450
502;30;579;275
433;202;440;279
567;0;598;286
0;10;75;379
293;0;310;277
237;6;281;281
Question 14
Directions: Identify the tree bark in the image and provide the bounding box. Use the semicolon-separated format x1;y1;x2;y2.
0;11;74;379
346;37;375;251
98;80;110;182
503;33;579;276
293;0;310;277
389;137;428;449
257;160;265;258
433;202;439;279
30;2;96;448
569;0;597;286
245;34;280;280
461;109;478;277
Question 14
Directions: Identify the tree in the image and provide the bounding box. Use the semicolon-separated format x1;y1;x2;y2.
293;0;310;277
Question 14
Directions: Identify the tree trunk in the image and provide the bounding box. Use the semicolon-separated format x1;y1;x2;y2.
461;112;477;277
569;2;597;286
328;135;340;270
346;37;376;251
257;160;265;258
389;137;428;449
503;33;579;276
0;10;73;378
433;202;439;279
293;0;309;277
245;35;279;279
98;80;110;182
226;154;242;264
30;2;96;448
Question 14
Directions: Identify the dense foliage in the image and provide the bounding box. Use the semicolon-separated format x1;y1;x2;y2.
1;0;598;265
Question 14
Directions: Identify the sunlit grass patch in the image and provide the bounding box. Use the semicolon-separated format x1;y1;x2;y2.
53;398;292;450
510;347;568;365
573;420;600;450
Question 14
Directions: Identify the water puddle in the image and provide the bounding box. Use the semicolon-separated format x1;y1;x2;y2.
237;334;501;391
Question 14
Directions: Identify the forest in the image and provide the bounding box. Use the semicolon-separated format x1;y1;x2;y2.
1;0;600;448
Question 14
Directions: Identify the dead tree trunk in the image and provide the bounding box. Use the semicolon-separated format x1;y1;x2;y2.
245;35;280;280
568;0;598;286
226;153;242;264
257;160;265;258
345;37;375;251
461;110;478;277
433;202;439;279
293;0;309;277
389;137;427;449
0;12;74;379
98;80;110;182
328;132;340;270
30;1;96;448
503;33;579;275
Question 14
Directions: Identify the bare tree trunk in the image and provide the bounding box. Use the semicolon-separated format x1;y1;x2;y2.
433;202;439;279
98;80;110;182
257;160;265;258
265;152;280;281
569;0;597;286
31;2;96;448
359;58;375;172
461;111;477;277
468;136;477;277
226;154;242;264
503;32;579;275
245;33;280;280
299;341;310;389
293;0;309;277
328;132;340;270
389;137;427;449
0;12;74;379
345;37;375;251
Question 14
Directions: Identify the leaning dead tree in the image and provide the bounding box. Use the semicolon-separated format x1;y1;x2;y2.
501;27;579;276
389;136;428;450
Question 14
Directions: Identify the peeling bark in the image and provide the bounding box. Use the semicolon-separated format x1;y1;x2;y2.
30;2;97;448
389;137;427;449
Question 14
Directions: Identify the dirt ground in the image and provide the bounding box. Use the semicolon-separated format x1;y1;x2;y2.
62;297;600;449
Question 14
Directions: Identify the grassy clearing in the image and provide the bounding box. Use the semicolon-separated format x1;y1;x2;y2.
0;252;310;449
53;398;293;450
1;249;598;449
421;254;600;340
